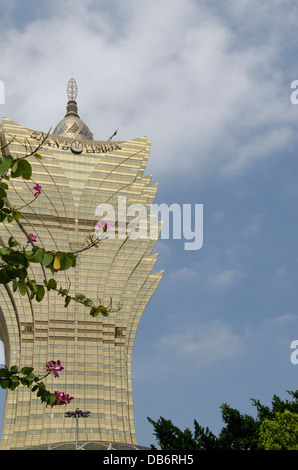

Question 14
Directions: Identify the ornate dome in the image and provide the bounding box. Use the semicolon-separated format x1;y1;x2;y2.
52;78;94;140
53;114;93;140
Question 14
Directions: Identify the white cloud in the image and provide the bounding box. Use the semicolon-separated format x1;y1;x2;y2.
168;250;247;289
0;0;296;184
169;266;197;281
158;320;242;366
242;214;262;237
207;268;245;288
261;314;297;329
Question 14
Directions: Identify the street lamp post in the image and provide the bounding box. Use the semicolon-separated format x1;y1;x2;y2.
64;408;91;450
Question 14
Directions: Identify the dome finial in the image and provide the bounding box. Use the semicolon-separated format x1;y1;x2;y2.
67;78;78;102
65;78;79;117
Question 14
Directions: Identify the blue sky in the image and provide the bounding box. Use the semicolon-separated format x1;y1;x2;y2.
0;0;298;447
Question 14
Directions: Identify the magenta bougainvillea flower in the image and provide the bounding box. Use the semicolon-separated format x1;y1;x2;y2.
95;220;113;233
51;391;74;407
33;184;42;197
44;360;64;378
27;233;37;243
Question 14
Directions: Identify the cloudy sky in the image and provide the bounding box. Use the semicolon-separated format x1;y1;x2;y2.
1;0;298;447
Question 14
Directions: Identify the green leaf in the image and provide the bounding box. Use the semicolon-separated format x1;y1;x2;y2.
24;250;35;262
83;298;94;307
10;375;20;384
98;306;108;316
10;381;19;391
11;159;32;180
60;253;73;270
20;367;34;375
41;251;54;267
9;365;18;374
0;367;10;378
26;279;37;293
48;393;56;406
64;295;71;307
90;305;108;317
66;253;76;267
38;381;46;394
8;237;19;247
0;211;8;222
2;252;28;268
0;269;11;284
46;278;57;290
0;156;13;176
34;248;45;263
0;379;9;389
17;280;27;296
43;390;51;405
34;153;42;160
12;210;21;221
0;187;7;198
17;267;28;281
20;376;28;386
90;307;98;317
36;285;45;302
58;288;68;296
26;372;35;382
22;159;33;179
75;293;86;301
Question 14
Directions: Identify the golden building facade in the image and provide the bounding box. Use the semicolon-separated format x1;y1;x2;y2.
0;80;163;449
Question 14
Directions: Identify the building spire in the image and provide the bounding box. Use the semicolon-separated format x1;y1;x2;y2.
52;78;94;140
65;78;79;117
67;78;78;101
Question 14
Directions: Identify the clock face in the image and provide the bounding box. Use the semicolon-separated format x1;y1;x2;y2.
71;140;83;154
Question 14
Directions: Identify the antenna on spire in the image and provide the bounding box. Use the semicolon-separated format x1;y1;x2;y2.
67;78;78;102
65;78;79;117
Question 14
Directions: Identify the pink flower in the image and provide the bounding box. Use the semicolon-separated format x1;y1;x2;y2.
51;391;74;407
33;184;42;197
44;360;64;378
95;220;113;233
27;233;37;243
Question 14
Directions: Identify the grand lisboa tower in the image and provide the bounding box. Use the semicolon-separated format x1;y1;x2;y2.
0;79;163;450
